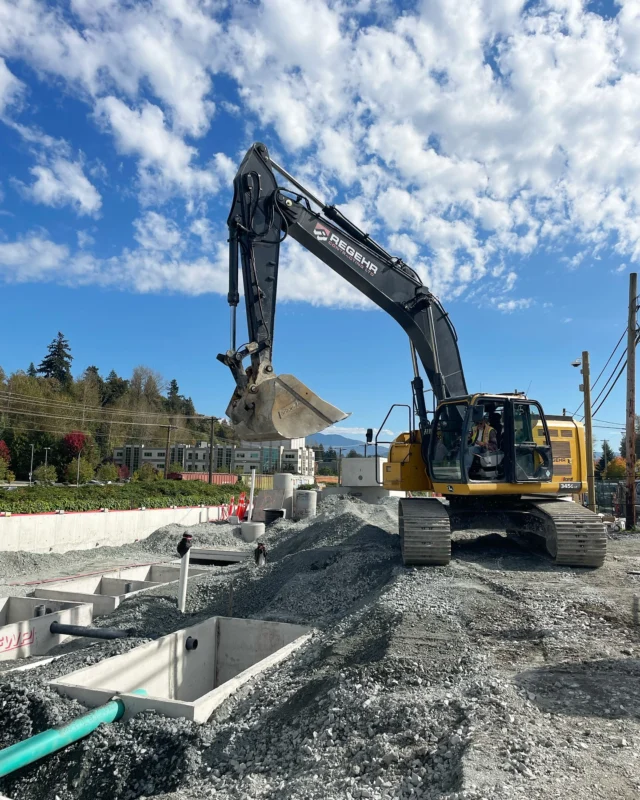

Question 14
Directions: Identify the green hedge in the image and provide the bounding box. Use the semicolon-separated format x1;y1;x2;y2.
0;481;238;514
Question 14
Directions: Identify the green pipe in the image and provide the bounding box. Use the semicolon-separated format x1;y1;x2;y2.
0;689;146;778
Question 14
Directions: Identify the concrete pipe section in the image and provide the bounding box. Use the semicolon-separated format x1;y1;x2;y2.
294;490;317;520
273;473;294;518
52;617;311;723
241;522;265;543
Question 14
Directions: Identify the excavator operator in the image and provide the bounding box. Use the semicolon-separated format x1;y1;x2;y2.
465;413;498;473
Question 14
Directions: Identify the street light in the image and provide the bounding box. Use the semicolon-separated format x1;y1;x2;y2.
44;447;51;469
572;352;596;512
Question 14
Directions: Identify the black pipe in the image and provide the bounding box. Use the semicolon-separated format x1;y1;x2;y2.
49;622;137;640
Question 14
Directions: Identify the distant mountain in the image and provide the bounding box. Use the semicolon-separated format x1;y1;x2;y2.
307;432;389;455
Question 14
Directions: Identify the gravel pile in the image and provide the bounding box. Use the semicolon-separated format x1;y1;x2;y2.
1;496;640;799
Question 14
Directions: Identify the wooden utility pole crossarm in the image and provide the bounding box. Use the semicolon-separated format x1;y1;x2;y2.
626;272;638;531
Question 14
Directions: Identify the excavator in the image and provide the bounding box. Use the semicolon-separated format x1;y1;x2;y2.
217;142;606;569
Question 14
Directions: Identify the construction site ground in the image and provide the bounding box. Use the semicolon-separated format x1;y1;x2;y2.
1;495;640;800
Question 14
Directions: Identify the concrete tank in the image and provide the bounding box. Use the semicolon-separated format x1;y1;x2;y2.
273;473;294;518
294;490;317;520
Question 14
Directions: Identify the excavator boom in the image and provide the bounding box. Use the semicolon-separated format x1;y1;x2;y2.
218;142;467;441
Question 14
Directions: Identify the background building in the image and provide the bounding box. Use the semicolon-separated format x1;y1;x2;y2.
113;438;315;477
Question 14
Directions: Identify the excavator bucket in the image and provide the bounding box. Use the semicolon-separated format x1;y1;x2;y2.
225;373;349;442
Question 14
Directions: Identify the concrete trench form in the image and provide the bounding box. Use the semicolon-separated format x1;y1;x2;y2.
30;564;209;616
186;548;250;566
0;597;93;661
52;617;312;723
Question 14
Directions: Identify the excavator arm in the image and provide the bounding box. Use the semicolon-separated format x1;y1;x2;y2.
217;142;467;441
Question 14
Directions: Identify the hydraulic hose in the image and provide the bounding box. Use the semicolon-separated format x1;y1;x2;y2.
0;689;146;778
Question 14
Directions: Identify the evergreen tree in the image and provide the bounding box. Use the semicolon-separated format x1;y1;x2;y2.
103;370;129;406
168;379;180;401
596;440;617;479
346;449;359;458
27;362;37;377
37;332;73;386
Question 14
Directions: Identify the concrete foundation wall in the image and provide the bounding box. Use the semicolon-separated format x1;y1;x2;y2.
1;597;93;661
0;505;225;555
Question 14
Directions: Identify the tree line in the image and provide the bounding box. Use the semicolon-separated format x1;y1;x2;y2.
0;332;237;482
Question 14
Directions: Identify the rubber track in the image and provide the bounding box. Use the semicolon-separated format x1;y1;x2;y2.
399;497;451;566
529;500;606;567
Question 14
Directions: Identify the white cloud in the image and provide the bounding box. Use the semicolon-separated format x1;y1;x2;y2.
0;234;68;279
133;211;181;251
77;230;94;249
94;97;218;201
2;0;640;309
0;57;23;114
493;297;533;313
21;158;102;216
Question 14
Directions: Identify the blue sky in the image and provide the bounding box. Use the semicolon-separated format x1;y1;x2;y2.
0;0;637;453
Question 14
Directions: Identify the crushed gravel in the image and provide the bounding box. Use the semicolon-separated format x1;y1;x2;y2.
1;496;640;799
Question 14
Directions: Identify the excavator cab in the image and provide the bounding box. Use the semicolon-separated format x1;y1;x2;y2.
428;395;553;487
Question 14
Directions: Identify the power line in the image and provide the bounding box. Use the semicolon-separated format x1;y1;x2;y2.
573;327;627;416
586;348;628;416
0;390;216;422
0;406;199;437
591;360;627;418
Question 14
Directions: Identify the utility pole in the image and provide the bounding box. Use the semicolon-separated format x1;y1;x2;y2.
581;351;596;512
208;416;215;485
626;272;638;530
29;444;34;486
164;425;176;476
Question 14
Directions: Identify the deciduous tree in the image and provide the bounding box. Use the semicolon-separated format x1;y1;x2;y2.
64;458;95;484
96;462;118;482
33;464;57;484
62;431;87;458
605;457;626;479
0;440;10;464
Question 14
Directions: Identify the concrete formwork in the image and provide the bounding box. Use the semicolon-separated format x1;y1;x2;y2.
52;617;311;722
0;597;93;661
31;564;209;616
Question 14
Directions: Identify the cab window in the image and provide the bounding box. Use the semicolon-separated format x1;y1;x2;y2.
513;402;552;481
431;403;467;481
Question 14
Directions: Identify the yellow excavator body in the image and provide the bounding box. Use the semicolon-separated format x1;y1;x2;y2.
383;411;588;497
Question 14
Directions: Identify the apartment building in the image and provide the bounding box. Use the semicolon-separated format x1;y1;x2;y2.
112;438;315;477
